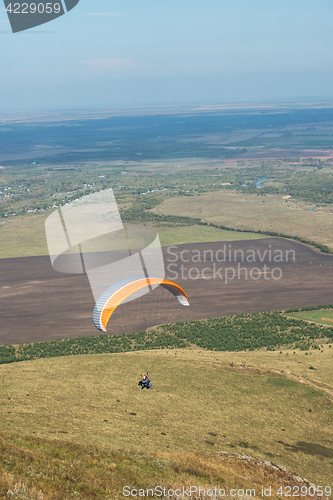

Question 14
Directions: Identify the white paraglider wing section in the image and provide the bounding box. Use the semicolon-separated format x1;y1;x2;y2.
45;209;75;268
60;189;123;248
86;252;147;303
141;234;165;289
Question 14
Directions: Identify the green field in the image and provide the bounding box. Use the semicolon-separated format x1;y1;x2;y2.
286;309;333;326
0;212;268;259
158;225;268;246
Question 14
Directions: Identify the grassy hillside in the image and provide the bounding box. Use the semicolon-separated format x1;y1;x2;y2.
0;432;328;500
0;348;332;489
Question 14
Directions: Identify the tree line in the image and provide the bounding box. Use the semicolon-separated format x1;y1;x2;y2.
1;310;332;365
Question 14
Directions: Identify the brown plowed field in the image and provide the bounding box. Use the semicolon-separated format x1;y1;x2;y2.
0;238;332;346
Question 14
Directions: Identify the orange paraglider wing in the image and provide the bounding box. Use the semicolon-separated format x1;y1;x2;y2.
93;276;189;332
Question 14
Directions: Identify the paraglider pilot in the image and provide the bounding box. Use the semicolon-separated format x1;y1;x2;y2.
138;373;152;389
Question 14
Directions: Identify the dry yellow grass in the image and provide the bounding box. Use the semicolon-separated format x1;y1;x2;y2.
0;213;49;258
0;432;324;500
154;191;333;250
0;346;332;487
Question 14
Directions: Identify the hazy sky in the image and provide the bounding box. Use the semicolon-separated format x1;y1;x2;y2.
1;0;333;110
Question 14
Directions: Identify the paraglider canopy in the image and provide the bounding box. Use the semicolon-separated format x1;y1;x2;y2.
93;276;189;332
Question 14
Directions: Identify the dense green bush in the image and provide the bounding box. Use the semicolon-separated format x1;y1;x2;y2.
1;309;332;365
166;311;333;352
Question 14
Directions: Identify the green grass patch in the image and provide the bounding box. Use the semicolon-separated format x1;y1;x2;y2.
303;386;325;400
158;225;268;246
286;309;333;326
267;377;301;389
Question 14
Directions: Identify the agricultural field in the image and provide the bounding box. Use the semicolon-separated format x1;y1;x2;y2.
0;347;332;491
0;213;49;258
1;166;333;258
0;211;268;259
286;310;333;327
1;239;333;346
154;191;333;250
